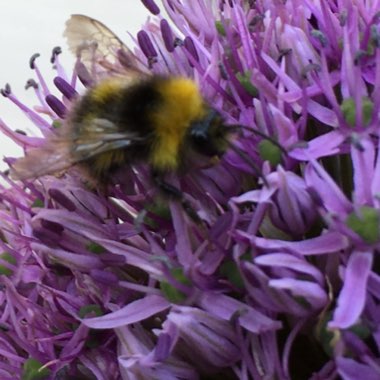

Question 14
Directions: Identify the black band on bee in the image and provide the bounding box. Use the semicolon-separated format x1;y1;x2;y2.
115;78;162;133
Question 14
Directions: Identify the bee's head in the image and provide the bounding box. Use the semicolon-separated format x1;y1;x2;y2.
188;107;286;187
189;108;233;158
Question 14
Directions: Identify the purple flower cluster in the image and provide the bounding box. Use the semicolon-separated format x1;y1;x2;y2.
1;0;380;379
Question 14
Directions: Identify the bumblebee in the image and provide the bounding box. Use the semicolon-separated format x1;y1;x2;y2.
11;15;234;204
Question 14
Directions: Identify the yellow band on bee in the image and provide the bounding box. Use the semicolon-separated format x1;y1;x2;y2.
150;78;206;170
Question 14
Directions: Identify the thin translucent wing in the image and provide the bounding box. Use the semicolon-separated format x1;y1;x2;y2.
11;119;149;180
10;139;74;180
70;118;148;160
64;14;143;74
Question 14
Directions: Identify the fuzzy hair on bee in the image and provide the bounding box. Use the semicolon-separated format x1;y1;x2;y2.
11;15;235;195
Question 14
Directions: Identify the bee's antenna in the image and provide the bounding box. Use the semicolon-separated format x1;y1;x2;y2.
227;124;288;155
226;141;269;187
225;124;288;188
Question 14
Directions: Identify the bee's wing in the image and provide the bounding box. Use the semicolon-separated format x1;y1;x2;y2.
64;14;145;75
69;118;147;160
10;136;74;180
11;119;149;180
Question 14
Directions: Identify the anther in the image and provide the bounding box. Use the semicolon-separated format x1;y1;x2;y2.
50;46;62;64
29;53;41;69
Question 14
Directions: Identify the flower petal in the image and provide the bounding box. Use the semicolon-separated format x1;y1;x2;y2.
82;295;170;329
329;251;372;329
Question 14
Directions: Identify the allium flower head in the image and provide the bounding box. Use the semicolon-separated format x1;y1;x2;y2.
1;1;380;379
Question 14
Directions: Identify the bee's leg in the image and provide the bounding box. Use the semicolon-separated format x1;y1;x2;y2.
152;172;202;225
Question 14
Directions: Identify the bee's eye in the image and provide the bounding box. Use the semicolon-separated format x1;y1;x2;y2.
190;127;210;154
191;128;209;142
190;121;222;157
189;109;227;157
